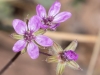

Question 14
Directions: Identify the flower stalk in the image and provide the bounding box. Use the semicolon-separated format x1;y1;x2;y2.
0;51;51;75
0;52;20;75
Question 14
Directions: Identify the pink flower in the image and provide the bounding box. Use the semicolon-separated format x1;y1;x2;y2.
64;50;78;61
46;40;81;75
12;16;53;59
36;1;71;30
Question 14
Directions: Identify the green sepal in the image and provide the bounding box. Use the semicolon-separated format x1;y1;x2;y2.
11;33;23;40
46;56;58;63
21;49;26;54
56;62;66;75
34;29;46;36
64;40;78;51
51;41;63;54
66;60;82;70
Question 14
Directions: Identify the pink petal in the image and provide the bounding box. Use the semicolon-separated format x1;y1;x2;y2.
13;40;27;52
53;12;71;23
48;1;61;17
36;4;46;18
50;23;60;30
27;42;39;59
28;15;40;32
13;19;27;35
40;24;49;29
35;35;53;47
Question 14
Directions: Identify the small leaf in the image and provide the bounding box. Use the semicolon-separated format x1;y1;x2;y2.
66;60;82;70
56;62;66;75
46;56;58;63
34;29;46;36
64;40;78;51
11;33;23;40
51;41;63;54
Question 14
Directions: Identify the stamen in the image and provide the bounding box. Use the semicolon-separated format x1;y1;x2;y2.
24;31;35;43
42;16;54;26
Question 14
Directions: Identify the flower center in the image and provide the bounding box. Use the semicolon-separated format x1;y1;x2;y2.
24;31;35;43
42;16;54;26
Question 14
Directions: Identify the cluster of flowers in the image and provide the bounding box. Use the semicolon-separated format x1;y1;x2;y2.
12;1;81;75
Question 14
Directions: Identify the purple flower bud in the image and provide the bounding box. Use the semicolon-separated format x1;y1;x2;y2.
64;50;78;61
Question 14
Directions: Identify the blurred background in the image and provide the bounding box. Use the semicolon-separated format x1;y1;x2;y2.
0;0;100;75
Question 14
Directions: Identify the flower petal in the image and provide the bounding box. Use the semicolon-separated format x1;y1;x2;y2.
28;16;40;32
56;63;66;75
48;1;61;17
13;19;27;35
27;42;39;59
53;12;71;23
64;40;78;51
35;35;53;47
13;40;27;52
66;60;82;70
49;23;60;30
36;4;46;18
40;24;49;30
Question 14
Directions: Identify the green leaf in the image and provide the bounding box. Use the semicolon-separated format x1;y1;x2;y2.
64;40;78;51
11;33;23;40
66;60;82;70
56;62;66;75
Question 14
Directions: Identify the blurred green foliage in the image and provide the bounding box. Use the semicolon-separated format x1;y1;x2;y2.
34;0;55;9
0;1;13;19
0;1;13;32
72;0;86;6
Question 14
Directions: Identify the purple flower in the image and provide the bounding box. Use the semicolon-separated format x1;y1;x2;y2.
12;16;53;59
64;50;78;61
46;40;82;75
36;1;71;30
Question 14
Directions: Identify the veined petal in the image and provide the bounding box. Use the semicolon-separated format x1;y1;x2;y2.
40;24;49;30
27;42;39;59
35;35;53;47
13;40;27;52
51;41;63;54
13;19;27;35
46;56;58;63
53;12;71;23
56;62;66;75
28;15;40;32
48;1;61;17
66;60;82;70
36;4;46;18
49;23;60;30
64;40;78;51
